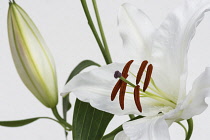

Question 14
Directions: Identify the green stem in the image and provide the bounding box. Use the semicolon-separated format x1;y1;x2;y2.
176;121;187;137
120;76;136;87
129;114;135;119
92;0;112;64
80;0;112;64
185;118;193;140
52;107;72;131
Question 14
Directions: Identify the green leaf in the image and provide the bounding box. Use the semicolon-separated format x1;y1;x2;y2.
62;60;101;136
0;117;56;127
73;99;113;140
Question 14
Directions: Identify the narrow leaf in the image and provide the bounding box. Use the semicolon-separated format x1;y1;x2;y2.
0;117;56;127
73;100;113;140
62;60;100;136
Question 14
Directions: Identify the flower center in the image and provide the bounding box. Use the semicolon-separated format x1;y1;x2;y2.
111;60;176;112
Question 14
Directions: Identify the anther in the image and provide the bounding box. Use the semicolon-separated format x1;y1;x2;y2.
119;81;127;110
122;60;134;77
111;74;128;101
118;60;134;110
111;80;122;101
136;60;148;85
111;60;133;101
134;85;142;112
143;64;153;92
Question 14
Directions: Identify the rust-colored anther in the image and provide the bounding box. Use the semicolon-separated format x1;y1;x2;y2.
134;85;142;112
143;64;153;92
111;80;122;101
136;60;148;85
119;81;127;110
111;74;129;101
111;60;133;101
122;60;134;77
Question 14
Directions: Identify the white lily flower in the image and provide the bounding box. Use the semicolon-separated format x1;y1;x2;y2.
62;0;210;139
8;2;58;108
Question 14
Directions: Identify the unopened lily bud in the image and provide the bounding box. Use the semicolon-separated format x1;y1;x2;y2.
7;2;58;108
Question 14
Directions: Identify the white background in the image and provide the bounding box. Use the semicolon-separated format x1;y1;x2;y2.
0;0;210;139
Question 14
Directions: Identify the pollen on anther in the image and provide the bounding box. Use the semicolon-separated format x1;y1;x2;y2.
111;60;133;108
119;81;127;110
143;64;153;92
111;80;122;101
136;60;148;85
122;60;134;77
134;85;142;112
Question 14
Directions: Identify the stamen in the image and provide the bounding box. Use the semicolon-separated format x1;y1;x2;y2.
134;85;142;112
119;81;127;110
136;60;148;85
111;80;122;101
119;60;133;109
111;60;133;101
122;60;134;77
143;64;153;92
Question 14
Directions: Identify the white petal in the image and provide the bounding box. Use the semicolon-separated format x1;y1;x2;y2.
118;3;154;62
62;63;139;115
62;63;169;116
180;68;210;119
114;131;130;140
151;0;210;102
123;116;170;140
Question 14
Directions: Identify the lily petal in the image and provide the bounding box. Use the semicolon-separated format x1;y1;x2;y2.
180;67;210;119
62;63;139;115
62;63;170;116
123;116;170;140
118;3;154;62
151;0;210;102
115;131;130;140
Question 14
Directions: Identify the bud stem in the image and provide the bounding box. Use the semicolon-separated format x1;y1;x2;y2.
185;118;193;140
51;107;72;131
